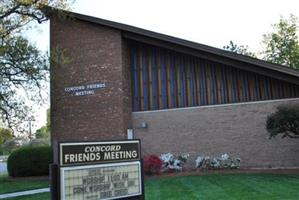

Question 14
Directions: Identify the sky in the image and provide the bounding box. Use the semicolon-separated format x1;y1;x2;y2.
29;0;299;132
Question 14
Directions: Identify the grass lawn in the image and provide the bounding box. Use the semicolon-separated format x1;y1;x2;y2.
146;174;299;200
3;173;299;200
0;175;49;195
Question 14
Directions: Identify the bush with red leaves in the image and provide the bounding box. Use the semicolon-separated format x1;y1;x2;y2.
143;154;163;175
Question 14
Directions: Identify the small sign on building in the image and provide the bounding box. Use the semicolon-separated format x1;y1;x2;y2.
55;140;143;200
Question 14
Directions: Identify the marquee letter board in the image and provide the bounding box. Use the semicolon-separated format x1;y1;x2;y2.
58;140;143;200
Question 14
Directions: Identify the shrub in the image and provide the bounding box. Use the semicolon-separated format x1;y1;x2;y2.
143;154;163;175
266;105;299;139
7;146;52;177
160;153;189;172
195;153;241;169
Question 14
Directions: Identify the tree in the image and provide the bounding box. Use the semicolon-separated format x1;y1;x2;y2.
0;0;70;131
0;0;70;39
0;127;13;144
262;14;299;69
35;108;50;139
223;41;256;57
266;105;299;139
35;125;48;138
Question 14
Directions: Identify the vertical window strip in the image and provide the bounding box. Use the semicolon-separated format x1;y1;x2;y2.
264;77;269;99
151;47;158;110
293;84;298;97
200;59;207;105
286;83;291;98
247;72;254;101
259;76;265;100
205;62;211;104
215;65;221;104
156;48;162;109
242;71;248;101
170;53;177;108
267;77;273;99
178;55;183;107
185;56;191;106
142;47;149;110
175;54;181;107
268;78;274;99
226;66;233;103
139;46;144;110
209;63;216;104
296;85;299;96
231;68;238;103
246;72;251;101
220;65;227;104
132;46;140;111
194;58;201;106
280;81;285;98
190;57;196;106
160;49;167;109
276;79;281;99
148;47;153;110
237;70;243;102
166;51;171;108
254;74;260;101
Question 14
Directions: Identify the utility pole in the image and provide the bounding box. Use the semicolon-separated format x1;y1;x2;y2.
28;119;32;141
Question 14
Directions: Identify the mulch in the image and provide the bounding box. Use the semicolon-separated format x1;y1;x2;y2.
145;168;299;180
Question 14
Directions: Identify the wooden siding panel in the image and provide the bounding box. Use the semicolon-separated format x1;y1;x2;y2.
194;58;201;105
191;57;198;106
129;42;299;111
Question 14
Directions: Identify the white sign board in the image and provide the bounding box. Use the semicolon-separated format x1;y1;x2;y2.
60;161;142;200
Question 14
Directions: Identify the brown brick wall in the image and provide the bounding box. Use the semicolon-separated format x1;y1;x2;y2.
121;40;133;129
50;16;299;169
133;98;299;168
50;17;131;145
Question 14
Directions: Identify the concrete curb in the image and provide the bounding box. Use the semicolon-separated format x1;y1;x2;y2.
0;188;49;199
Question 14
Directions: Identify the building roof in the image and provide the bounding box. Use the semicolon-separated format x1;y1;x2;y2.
45;8;299;85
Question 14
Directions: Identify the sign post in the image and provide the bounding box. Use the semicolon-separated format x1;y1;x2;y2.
55;140;143;200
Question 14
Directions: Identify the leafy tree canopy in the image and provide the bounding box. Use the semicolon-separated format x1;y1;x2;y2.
223;41;256;57
224;14;299;70
0;127;13;144
266;105;299;139
262;14;299;69
35;125;48;138
0;0;70;132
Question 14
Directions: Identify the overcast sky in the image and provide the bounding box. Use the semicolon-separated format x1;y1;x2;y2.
30;0;299;131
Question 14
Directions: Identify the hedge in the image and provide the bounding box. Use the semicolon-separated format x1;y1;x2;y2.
144;154;163;175
7;146;52;177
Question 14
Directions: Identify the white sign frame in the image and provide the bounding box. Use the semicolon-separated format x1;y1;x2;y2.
60;161;142;200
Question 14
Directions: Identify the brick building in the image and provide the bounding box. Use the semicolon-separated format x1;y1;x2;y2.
49;9;299;168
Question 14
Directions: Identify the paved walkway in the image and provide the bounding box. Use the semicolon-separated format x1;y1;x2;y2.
0;162;7;175
0;188;49;199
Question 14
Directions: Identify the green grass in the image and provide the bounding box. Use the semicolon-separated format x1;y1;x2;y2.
146;174;299;200
3;174;299;200
0;176;49;195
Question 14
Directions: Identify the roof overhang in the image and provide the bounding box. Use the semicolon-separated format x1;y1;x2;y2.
45;7;299;85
